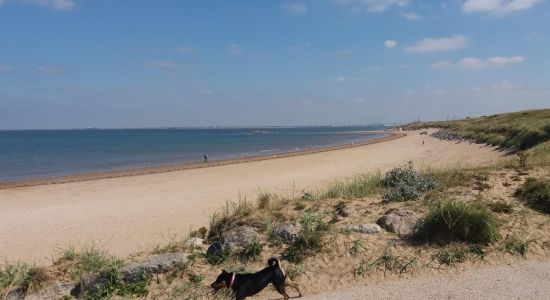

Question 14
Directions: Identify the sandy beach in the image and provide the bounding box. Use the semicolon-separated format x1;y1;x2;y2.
0;131;501;264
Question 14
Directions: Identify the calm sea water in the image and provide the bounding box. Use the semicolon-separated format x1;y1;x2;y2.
0;126;386;182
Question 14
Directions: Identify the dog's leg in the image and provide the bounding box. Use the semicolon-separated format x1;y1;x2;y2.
286;283;302;297
273;282;290;300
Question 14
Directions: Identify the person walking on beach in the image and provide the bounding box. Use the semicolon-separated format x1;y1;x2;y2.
204;153;208;162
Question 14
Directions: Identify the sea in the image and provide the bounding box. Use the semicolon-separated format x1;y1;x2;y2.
0;126;386;182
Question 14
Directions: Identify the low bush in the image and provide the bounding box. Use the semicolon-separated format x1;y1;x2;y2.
382;166;437;202
515;177;550;214
488;201;513;214
414;200;500;244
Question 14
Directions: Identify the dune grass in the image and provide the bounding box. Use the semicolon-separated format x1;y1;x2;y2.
405;109;550;151
414;200;500;245
515;177;550;214
317;172;382;200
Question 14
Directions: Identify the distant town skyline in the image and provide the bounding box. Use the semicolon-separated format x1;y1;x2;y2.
1;0;549;129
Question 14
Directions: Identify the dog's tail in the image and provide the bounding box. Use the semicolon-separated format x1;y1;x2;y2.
268;257;286;277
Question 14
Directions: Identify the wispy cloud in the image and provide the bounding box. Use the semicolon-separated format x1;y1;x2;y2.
0;65;13;72
431;55;525;70
285;43;311;52
402;12;422;20
176;46;197;54
225;43;244;55
405;35;467;53
37;65;64;73
335;76;347;82
0;0;76;11
332;0;408;13
148;61;177;68
384;40;397;49
462;0;543;16
281;3;309;15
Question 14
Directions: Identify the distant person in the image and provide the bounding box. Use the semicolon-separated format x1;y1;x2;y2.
423;140;425;145
204;153;208;162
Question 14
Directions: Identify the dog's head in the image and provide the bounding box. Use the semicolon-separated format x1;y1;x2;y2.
210;270;231;290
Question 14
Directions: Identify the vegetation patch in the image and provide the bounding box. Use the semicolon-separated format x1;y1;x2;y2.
382;166;437;202
488;201;514;214
501;235;530;257
318;173;382;199
283;211;329;263
405;109;550;151
354;243;416;277
414;200;500;244
515;177;550;214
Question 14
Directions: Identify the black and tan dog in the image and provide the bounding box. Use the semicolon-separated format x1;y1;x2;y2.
210;258;302;300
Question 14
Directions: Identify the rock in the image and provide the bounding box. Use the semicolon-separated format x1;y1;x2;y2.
347;224;383;234
4;288;24;300
274;222;302;243
338;207;353;217
25;283;76;300
79;252;189;298
377;209;419;235
120;253;189;283
220;226;260;249
206;240;227;258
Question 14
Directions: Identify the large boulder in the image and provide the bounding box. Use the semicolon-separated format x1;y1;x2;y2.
221;226;260;249
120;252;189;283
274;222;302;243
377;209;419;235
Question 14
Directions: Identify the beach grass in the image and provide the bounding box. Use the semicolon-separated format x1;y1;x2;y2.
405;109;550;151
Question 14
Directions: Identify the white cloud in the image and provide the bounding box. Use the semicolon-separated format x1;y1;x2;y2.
405;35;467;53
431;55;525;70
473;80;525;92
402;12;422;20
397;64;408;69
332;0;408;13
148;61;177;68
225;44;244;55
384;40;397;48
0;65;13;72
462;0;543;16
281;3;309;15
0;0;75;11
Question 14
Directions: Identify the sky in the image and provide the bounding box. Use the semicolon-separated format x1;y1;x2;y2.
0;0;549;129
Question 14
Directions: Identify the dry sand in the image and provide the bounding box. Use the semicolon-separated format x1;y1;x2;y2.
0;130;501;264
302;260;550;300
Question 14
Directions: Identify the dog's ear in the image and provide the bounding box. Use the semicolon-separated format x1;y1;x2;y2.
221;269;227;274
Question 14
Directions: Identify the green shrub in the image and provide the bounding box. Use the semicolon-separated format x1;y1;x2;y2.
0;262;30;292
283;211;329;263
414;200;500;244
238;241;263;262
382;166;437;202
68;247;122;281
515;177;550;214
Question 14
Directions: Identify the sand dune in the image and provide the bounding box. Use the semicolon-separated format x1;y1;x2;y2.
0;131;501;264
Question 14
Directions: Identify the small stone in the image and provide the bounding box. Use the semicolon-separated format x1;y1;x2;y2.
348;224;383;234
187;237;204;247
221;226;260;249
339;207;353;217
25;283;76;300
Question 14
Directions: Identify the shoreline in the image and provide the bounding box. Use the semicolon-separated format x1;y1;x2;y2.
0;131;401;190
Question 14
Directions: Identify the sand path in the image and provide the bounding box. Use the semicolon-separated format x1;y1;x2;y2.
0;131;501;264
302;260;550;300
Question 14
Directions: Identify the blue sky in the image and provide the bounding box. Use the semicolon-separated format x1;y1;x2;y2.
0;0;549;129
